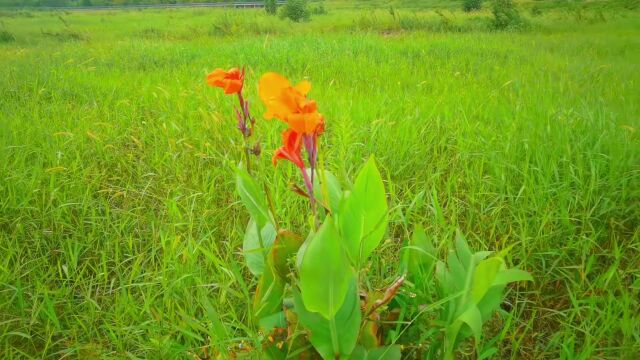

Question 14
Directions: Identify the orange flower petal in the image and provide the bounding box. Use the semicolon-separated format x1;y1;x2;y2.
207;68;244;94
287;112;323;135
259;72;291;104
259;72;300;120
272;129;304;168
206;69;227;88
224;79;243;94
227;68;242;79
295;80;311;96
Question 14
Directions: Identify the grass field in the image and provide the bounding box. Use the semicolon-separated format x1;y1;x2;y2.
1;1;639;358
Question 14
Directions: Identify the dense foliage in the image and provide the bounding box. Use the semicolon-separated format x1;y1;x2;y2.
279;0;309;21
264;0;277;14
0;0;230;7
463;0;482;12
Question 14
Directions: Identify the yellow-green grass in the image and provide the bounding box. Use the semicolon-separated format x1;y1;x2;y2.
0;3;639;359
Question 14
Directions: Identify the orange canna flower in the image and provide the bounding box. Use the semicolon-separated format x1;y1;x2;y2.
272;129;305;169
207;67;244;95
258;72;324;135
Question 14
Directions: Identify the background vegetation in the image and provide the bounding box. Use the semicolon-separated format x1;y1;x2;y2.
0;0;638;358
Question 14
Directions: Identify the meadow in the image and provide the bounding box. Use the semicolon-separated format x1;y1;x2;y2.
0;1;639;358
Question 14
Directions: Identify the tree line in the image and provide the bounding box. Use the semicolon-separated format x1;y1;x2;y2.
0;0;234;7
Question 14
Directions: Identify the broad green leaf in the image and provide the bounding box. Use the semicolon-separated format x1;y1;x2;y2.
293;278;360;359
235;166;271;228
337;157;388;266
299;216;354;319
351;345;402;360
472;251;493;263
404;225;436;282
493;268;533;286
456;304;483;343
243;218;277;276
476;285;506;322
471;257;504;303
455;230;473;269
435;261;451;295
254;262;284;320
270;229;303;279
312;169;343;214
446;250;466;291
258;311;286;334
295;231;314;270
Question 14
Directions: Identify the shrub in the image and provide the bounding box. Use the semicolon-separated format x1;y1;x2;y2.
492;0;522;30
463;0;483;12
530;5;542;16
310;3;327;15
265;0;277;16
279;0;310;22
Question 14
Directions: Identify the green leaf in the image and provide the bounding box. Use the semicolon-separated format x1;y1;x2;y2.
456;304;483;343
296;231;314;270
476;285;505;322
446;250;467;291
299;216;354;319
337;157;388;267
235;166;272;228
293;278;360;359
404;225;436;281
455;230;473;269
471;257;504;303
351;345;402;360
254;262;284;320
435;260;452;296
243;218;277;276
258;311;286;334
493;268;533;286
270;230;303;279
313;169;343;213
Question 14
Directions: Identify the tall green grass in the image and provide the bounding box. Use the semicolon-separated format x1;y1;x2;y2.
0;4;639;359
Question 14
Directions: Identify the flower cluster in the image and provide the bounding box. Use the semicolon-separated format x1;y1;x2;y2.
206;67;258;169
207;67;324;206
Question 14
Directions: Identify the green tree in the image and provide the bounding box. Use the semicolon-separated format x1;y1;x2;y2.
463;0;482;12
41;0;69;6
280;0;310;22
265;0;277;15
492;0;522;29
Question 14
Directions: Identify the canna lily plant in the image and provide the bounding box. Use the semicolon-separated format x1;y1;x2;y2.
205;67;532;359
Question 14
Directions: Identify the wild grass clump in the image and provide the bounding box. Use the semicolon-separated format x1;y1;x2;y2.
40;29;87;42
0;30;16;42
138;27;168;40
310;3;328;15
209;12;282;36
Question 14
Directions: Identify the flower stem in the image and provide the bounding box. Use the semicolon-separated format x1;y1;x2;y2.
236;92;253;174
300;167;318;230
